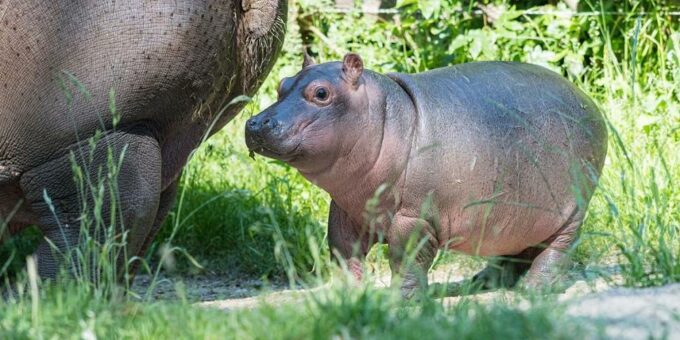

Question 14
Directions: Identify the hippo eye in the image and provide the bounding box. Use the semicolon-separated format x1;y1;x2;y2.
314;87;329;101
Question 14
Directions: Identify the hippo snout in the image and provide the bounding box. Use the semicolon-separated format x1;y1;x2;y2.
245;113;281;149
245;110;302;161
246;115;279;136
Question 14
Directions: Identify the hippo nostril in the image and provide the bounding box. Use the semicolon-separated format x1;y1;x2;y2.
263;118;279;129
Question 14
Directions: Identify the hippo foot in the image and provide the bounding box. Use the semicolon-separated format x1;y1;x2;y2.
1;287;13;301
517;247;575;293
517;270;571;294
399;282;426;300
395;272;429;300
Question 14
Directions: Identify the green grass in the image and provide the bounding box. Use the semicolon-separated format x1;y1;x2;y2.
1;0;679;338
0;281;596;340
152;114;330;279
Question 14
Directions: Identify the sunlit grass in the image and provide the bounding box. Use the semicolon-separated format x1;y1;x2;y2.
1;280;594;340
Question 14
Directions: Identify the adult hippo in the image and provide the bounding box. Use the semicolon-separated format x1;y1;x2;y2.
0;0;287;281
245;53;608;296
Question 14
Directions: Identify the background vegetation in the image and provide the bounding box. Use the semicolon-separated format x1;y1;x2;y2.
1;0;678;338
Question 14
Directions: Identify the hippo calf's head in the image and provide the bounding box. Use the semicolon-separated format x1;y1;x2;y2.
245;53;372;173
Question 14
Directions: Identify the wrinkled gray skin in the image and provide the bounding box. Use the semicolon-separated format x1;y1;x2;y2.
246;54;608;296
0;0;286;281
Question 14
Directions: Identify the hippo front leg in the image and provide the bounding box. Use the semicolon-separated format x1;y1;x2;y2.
327;201;373;282
387;215;437;298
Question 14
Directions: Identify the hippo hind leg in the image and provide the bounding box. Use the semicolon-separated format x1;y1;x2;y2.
520;210;583;291
128;179;179;277
19;125;162;282
473;209;582;291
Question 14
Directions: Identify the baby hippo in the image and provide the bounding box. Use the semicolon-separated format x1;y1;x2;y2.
245;53;608;295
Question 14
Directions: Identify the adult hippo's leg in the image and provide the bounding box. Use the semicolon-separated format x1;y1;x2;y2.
128;179;179;276
19;125;161;281
388;215;438;297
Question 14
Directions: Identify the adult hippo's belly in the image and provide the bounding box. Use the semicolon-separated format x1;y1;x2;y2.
0;0;287;280
388;63;608;257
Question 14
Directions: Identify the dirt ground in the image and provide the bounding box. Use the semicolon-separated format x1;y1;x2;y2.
132;264;680;339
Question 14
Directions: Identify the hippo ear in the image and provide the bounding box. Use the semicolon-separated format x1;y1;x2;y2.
302;49;316;69
342;53;363;87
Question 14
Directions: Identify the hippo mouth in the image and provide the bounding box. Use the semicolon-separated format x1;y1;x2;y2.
246;135;301;162
245;115;313;163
